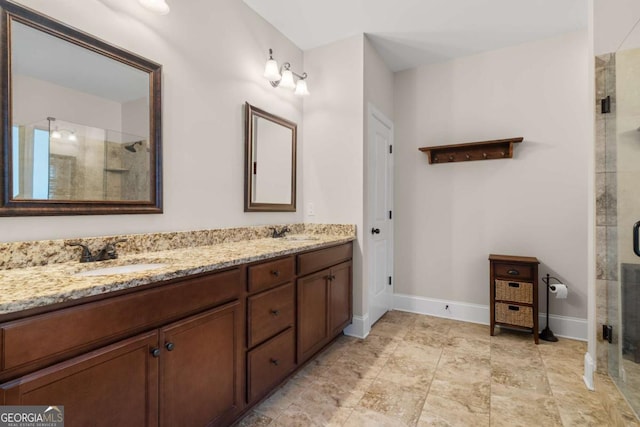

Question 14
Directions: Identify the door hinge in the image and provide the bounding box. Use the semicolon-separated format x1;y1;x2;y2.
388;276;392;286
601;96;611;114
389;145;393;154
388;210;392;220
603;324;613;343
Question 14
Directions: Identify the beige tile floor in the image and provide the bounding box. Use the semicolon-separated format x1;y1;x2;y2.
236;311;640;426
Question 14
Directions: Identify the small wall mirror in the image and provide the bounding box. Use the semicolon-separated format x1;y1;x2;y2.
0;1;162;216
244;102;296;212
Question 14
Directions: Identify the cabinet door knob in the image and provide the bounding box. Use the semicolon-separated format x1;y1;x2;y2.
165;342;175;351
150;348;161;358
271;270;280;277
270;358;279;366
271;309;280;316
507;269;520;276
371;228;380;235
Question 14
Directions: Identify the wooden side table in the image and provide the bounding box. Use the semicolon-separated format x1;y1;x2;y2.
489;254;540;344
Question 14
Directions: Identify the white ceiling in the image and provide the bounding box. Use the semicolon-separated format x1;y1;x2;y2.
243;0;588;71
12;20;149;103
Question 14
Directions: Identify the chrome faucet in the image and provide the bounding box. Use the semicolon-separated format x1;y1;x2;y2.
269;226;290;238
95;239;127;261
66;239;127;263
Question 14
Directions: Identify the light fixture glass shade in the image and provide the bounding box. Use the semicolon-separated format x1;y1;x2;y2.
294;79;310;96
263;59;281;81
68;133;77;142
139;0;170;15
51;129;61;139
279;69;296;89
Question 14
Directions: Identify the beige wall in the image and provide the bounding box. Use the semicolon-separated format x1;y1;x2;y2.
13;74;122;131
4;0;303;242
302;35;365;316
393;31;590;319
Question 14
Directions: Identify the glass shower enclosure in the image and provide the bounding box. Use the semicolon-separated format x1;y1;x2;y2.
597;47;640;417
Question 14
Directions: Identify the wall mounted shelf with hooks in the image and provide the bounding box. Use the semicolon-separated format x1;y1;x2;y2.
418;137;524;164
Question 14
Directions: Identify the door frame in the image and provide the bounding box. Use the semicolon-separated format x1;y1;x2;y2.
366;103;394;333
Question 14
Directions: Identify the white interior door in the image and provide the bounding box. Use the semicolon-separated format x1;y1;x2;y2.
367;104;393;327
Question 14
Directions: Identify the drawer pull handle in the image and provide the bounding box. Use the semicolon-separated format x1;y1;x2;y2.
150;348;161;358
271;270;280;277
271;309;280;316
327;274;336;281
507;269;520;276
508;305;520;311
508;282;520;288
270;358;280;366
165;342;175;351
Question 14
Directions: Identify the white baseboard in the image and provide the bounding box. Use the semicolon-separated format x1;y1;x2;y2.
344;314;369;339
583;352;595;390
393;293;588;341
393;293;488;324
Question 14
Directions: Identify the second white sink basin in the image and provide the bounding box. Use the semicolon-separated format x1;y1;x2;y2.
74;263;168;277
282;235;320;242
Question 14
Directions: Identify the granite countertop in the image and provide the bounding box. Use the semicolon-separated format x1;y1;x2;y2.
0;234;354;316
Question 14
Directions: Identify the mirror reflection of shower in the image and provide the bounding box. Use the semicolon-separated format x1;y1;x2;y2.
11;117;149;202
124;141;144;153
124;141;139;153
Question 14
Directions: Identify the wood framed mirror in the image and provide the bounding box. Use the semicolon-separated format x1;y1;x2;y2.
0;0;162;216
244;102;296;212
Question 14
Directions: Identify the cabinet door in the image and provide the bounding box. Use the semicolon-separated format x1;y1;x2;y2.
297;269;329;363
0;331;159;427
159;300;242;427
329;261;352;336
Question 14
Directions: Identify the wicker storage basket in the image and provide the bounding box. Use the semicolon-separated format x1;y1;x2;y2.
495;280;532;304
495;302;533;328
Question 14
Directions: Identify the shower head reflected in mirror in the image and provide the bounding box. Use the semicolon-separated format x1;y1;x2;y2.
124;141;143;153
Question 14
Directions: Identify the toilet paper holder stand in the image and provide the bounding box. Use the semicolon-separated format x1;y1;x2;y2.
540;273;567;342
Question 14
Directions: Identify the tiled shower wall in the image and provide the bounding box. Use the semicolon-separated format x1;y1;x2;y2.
595;53;618;375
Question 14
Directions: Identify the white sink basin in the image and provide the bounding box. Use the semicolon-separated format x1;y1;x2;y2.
282;235;320;242
74;263;168;277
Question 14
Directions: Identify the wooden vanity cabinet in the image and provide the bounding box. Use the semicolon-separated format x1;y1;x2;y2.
159;300;243;427
245;256;296;404
297;243;353;365
0;240;354;427
244;242;353;403
0;269;244;427
0;331;160;427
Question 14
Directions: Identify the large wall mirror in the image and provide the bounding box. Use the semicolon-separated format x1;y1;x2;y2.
0;1;162;216
244;102;296;212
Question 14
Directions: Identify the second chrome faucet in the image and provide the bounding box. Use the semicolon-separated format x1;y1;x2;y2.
67;239;127;263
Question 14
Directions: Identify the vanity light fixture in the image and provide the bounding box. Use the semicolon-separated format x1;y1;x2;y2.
47;117;77;142
263;49;309;96
139;0;170;15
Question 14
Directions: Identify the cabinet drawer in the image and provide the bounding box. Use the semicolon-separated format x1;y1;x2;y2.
495;303;533;328
247;328;295;402
248;283;295;348
248;257;295;294
494;263;533;280
297;243;352;276
495;280;533;304
0;268;241;376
